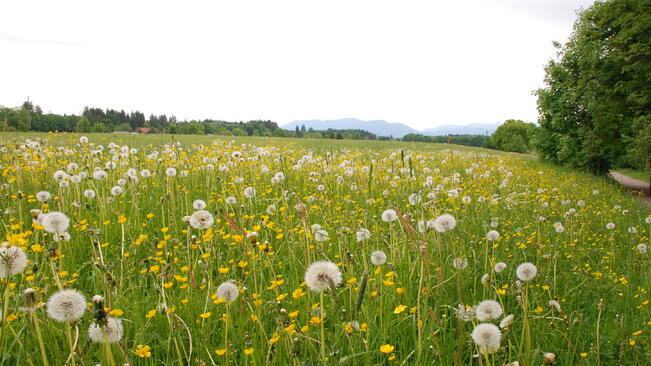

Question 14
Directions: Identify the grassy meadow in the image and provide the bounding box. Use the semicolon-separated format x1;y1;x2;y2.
0;132;649;365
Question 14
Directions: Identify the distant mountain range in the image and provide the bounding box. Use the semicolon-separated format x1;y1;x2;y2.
282;118;499;138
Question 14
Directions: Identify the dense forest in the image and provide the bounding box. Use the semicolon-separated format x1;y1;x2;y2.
0;101;385;140
402;133;491;148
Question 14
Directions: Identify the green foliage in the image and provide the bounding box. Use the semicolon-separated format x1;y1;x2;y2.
491;120;537;153
536;0;651;174
114;123;132;132
232;127;248;136
402;133;491;148
76;116;91;133
90;122;108;133
17;107;31;131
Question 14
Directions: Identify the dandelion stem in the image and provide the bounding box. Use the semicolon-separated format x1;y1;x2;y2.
31;311;50;366
319;291;326;361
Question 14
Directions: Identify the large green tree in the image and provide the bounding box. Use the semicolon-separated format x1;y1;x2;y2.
76;115;91;132
491;120;537;153
536;0;650;174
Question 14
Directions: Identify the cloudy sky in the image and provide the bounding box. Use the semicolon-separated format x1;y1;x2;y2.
1;0;596;130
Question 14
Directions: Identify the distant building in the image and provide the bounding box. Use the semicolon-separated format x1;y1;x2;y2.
132;127;151;134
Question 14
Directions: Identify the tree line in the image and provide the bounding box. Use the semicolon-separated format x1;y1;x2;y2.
0;102;383;140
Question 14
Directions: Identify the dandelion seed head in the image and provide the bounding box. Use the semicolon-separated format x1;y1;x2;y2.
41;211;70;234
305;261;342;292
471;323;501;354
434;214;456;232
486;230;500;241
516;262;538;282
381;209;398;222
36;191;51;202
494;262;507;273
216;281;239;303
46;289;86;322
88;317;124;343
370;250;387;266
356;228;371;242
474;300;503;321
499;314;514;329
0;245;28;278
243;186;256;198
453;257;468;270
189;210;214;229
314;229;329;242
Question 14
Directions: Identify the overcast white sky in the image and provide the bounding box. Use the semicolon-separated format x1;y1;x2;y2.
0;0;596;130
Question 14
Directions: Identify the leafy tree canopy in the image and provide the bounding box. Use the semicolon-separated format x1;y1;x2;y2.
536;0;650;173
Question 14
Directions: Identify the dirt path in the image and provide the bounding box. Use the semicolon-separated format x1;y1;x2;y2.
610;171;650;209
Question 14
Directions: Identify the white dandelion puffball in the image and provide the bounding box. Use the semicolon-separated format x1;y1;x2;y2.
499;314;514;329
455;304;475;322
381;209;398;222
92;170;108;180
189;210;214;229
243;186;256;198
41;211;70;234
88;317;124;343
356;228;371;242
314;229;329;242
0;245;28;278
475;300;503;321
165;167;177;177
543;352;556;364
453;257;468;270
494;262;507;273
216;281;239;303
516;262;538;282
310;224;322;233
79;136;88;144
225;196;237;205
486;230;500;241
110;186;123;196
637;244;647;255
84;189;96;199
434;214;456;233
606;222;615;230
645;216;651;224
408;193;421;205
549;300;562;312
193;199;207;210
305;261;342;292
471;323;502;354
46;289;87;322
370;250;387;266
36;191;51;202
417;221;427;233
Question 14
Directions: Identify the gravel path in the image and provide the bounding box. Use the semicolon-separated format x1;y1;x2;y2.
610;171;650;209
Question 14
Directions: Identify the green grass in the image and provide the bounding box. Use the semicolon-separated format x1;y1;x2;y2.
0;132;648;365
0;131;496;153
